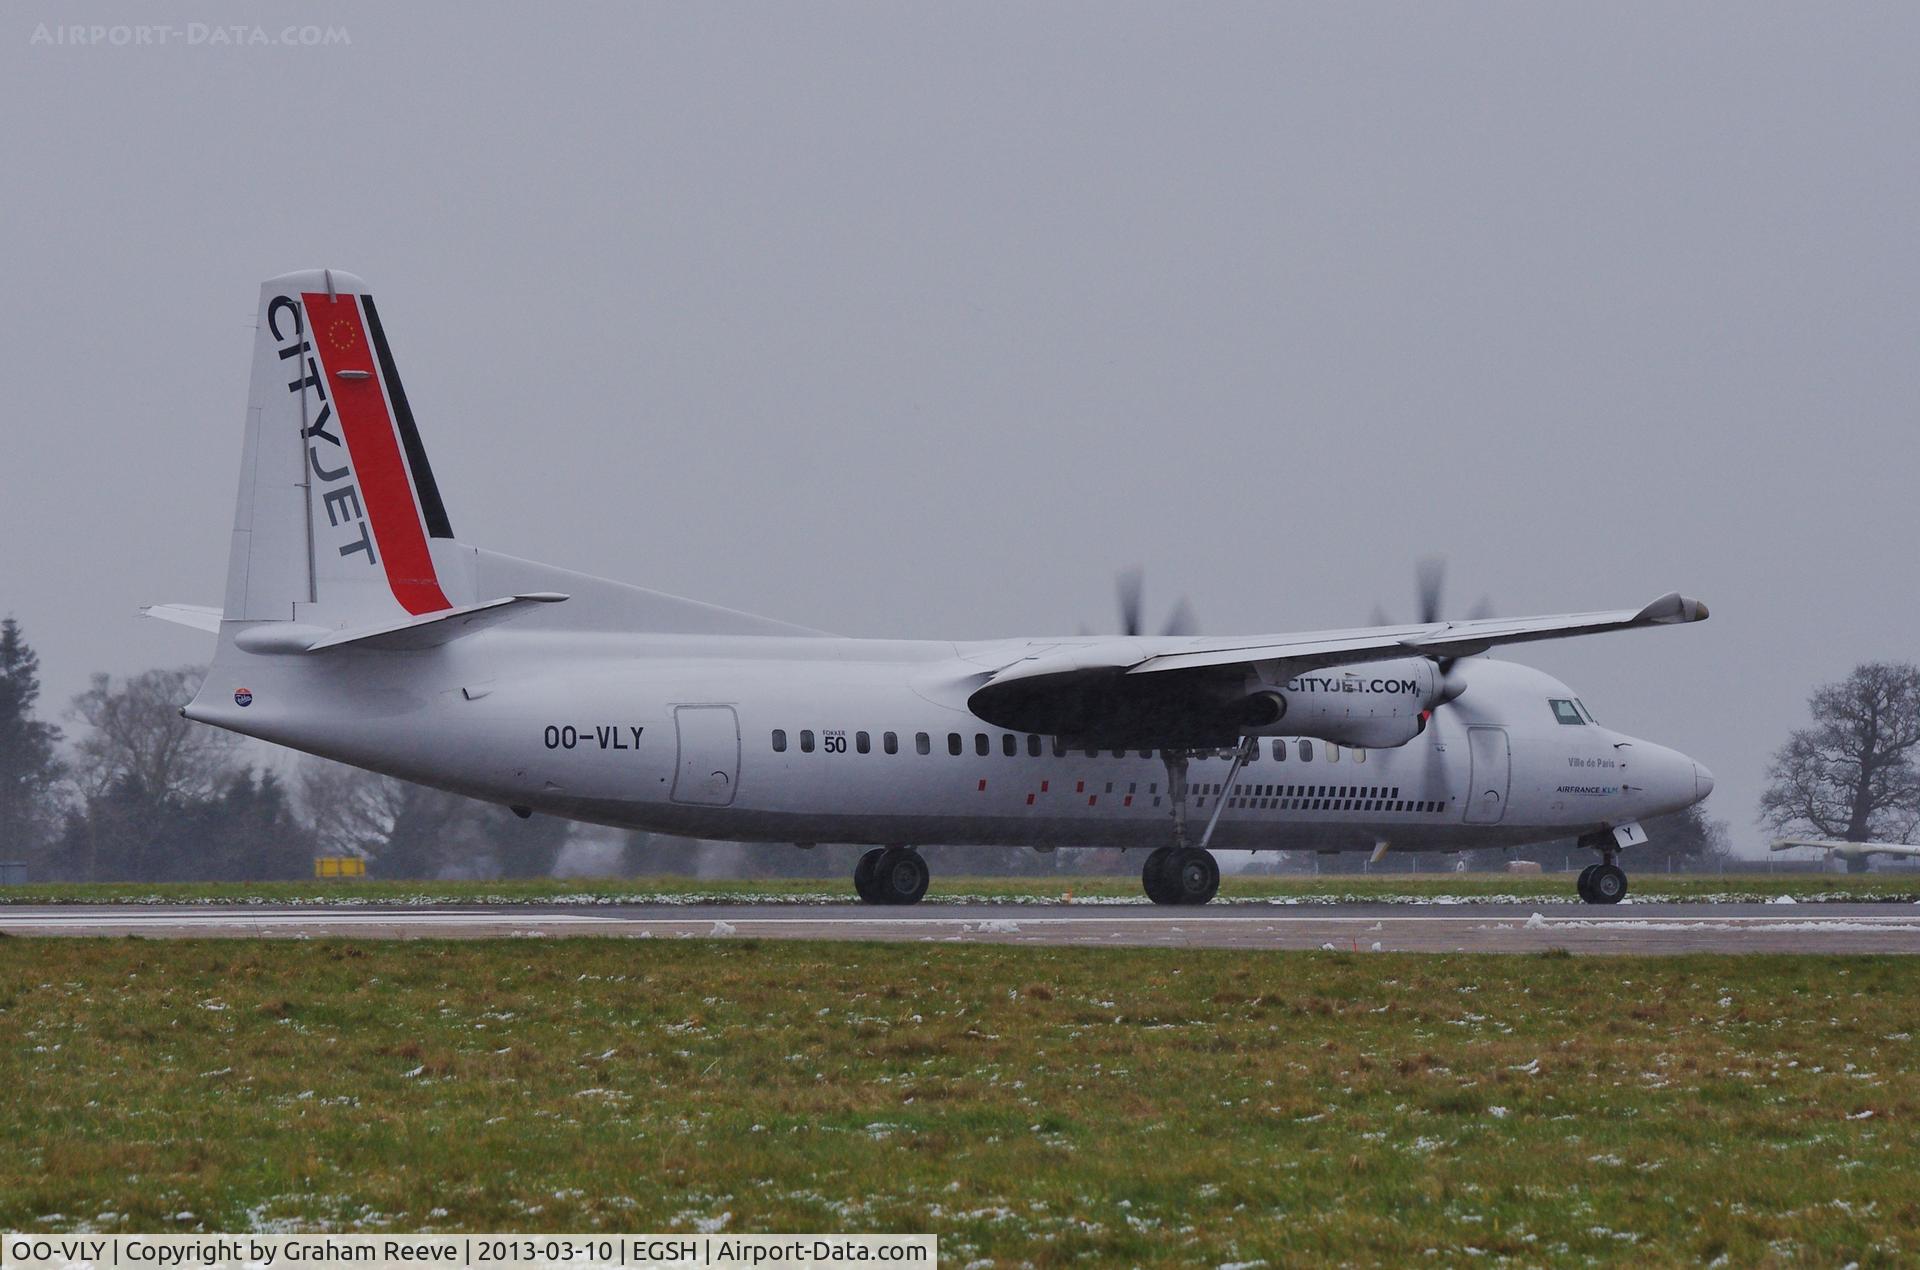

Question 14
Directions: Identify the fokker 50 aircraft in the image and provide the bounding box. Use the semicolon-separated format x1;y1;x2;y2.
149;270;1716;906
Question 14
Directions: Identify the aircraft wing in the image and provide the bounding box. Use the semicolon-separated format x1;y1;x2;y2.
1772;837;1920;859
1123;592;1709;677
979;592;1707;689
967;591;1707;743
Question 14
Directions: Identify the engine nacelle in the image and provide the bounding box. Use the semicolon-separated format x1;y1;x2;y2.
1240;657;1453;749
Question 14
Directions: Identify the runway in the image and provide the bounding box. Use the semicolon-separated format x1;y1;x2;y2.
5;901;1920;953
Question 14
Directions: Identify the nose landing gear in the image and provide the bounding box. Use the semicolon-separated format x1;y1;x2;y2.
1576;862;1628;904
1575;830;1629;904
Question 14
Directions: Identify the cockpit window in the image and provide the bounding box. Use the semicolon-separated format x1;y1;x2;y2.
1575;698;1597;722
1550;698;1585;725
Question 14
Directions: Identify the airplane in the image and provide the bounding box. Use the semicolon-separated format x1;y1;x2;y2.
147;269;1716;906
1770;838;1920;873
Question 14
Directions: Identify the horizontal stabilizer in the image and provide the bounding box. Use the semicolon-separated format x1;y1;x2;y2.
223;592;570;654
305;592;569;651
142;603;223;633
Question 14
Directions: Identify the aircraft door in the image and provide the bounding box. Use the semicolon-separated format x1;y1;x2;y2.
671;705;740;806
1464;726;1510;825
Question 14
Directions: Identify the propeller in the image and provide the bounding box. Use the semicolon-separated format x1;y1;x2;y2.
1415;556;1446;626
1370;557;1496;723
1104;567;1199;638
1410;556;1492;625
1374;557;1493;666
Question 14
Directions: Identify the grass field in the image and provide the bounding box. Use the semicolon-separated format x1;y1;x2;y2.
2;939;1915;1265
3;870;1917;907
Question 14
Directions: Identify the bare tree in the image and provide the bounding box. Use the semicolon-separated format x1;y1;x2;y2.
1761;662;1920;847
298;757;568;879
54;666;293;881
69;667;238;805
297;759;416;858
299;759;470;876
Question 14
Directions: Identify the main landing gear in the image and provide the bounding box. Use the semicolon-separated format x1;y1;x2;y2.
1143;845;1219;905
854;846;930;906
1575;830;1628;905
1138;738;1255;905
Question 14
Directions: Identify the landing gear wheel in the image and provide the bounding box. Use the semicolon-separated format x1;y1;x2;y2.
1142;846;1180;905
872;847;930;906
1586;863;1628;905
853;848;886;904
1143;846;1219;905
1575;863;1599;903
1173;847;1220;905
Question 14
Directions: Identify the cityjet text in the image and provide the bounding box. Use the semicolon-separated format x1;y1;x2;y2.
1286;676;1421;694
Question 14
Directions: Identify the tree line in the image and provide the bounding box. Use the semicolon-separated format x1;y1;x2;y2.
4;614;1910;882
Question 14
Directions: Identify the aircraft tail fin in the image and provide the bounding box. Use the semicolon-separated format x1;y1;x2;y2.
155;270;824;661
224;268;459;629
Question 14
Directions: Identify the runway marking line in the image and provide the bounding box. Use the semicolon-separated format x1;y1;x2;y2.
6;911;1920;928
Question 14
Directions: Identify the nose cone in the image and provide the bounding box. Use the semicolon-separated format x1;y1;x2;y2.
1623;741;1707;817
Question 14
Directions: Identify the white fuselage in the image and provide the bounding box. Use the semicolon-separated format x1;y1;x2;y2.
193;628;1706;856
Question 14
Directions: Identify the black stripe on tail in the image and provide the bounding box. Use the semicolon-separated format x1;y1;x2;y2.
361;295;455;540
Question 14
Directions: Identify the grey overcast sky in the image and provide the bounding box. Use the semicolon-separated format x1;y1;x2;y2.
4;3;1917;850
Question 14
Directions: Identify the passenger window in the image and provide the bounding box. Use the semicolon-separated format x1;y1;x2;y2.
1272;739;1287;761
772;729;788;753
1003;734;1017;757
916;732;931;756
800;730;816;753
884;731;899;755
1028;735;1043;758
1353;748;1366;764
1299;740;1314;762
948;733;963;756
856;731;871;754
1550;698;1585;726
1051;737;1067;758
1327;744;1340;763
975;733;990;757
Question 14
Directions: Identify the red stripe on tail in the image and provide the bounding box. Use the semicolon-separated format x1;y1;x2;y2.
302;292;451;616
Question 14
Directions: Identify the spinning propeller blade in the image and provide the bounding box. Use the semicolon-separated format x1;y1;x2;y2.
1098;567;1197;639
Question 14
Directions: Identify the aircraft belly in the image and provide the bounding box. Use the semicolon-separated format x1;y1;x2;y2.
541;792;1557;855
